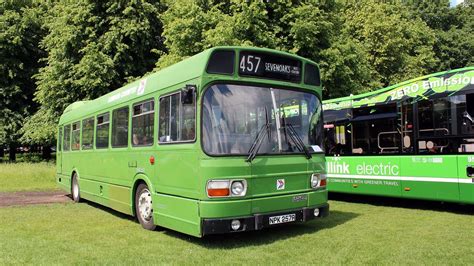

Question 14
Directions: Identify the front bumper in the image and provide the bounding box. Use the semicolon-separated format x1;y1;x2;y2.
201;203;329;236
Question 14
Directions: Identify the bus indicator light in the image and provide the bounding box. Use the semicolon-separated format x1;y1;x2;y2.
207;180;230;197
149;156;155;165
320;179;327;187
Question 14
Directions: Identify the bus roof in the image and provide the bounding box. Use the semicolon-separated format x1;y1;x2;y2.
323;66;474;111
60;46;320;124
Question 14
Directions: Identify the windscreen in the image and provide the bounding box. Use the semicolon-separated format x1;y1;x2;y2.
202;84;323;155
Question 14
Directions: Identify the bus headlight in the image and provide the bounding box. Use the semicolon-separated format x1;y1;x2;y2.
311;173;327;189
231;181;247;196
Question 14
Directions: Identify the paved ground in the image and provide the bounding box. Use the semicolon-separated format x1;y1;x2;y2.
0;190;71;207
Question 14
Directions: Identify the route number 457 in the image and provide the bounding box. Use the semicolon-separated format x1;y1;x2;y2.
240;55;261;73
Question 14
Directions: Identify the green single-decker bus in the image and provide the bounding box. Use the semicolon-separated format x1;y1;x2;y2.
56;46;329;237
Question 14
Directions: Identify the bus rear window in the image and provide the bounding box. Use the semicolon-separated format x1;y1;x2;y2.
58;127;62;152
96;113;110;149
71;122;81;150
112;107;129;148
132;100;154;146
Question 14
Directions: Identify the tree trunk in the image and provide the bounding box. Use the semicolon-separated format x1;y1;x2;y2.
42;145;51;160
9;143;16;162
0;145;4;160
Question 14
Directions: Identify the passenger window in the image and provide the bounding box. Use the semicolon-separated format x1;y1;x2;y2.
132;99;154;146
323;108;352;156
351;104;399;154
159;92;196;143
96;113;110;149
71;122;81;150
82;117;94;150
63;125;71;151
112;107;129;148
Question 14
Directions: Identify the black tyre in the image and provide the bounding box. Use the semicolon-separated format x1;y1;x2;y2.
71;173;81;203
135;183;157;230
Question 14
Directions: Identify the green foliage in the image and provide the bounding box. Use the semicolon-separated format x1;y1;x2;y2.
0;1;46;145
20;107;57;145
340;0;437;91
23;0;166;144
1;0;473;146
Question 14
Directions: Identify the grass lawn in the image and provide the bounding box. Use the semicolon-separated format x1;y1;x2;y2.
0;163;56;192
0;199;473;265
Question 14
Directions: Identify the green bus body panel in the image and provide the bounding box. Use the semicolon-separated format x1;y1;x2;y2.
458;155;474;203
56;46;327;237
326;155;473;204
153;193;201;237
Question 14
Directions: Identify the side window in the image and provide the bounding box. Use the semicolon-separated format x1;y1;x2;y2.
58;127;62;152
417;98;451;154
351;104;399;154
132;99;154;146
323;109;353;155
159;92;196;143
71;122;81;150
63;125;71;151
96;113;110;149
82;117;94;150
112;107;129;148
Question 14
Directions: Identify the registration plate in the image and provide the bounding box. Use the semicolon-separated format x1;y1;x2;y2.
268;213;296;225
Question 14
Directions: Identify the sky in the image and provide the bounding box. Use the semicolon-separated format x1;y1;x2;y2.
450;0;465;7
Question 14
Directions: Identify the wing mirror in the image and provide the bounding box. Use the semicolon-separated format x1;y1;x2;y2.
181;85;196;104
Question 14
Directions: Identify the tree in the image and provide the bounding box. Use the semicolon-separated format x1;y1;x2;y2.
0;1;46;161
22;0;167;147
407;0;474;71
340;0;438;89
156;0;338;83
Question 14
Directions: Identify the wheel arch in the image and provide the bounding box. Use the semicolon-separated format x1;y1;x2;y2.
70;167;80;190
131;173;154;217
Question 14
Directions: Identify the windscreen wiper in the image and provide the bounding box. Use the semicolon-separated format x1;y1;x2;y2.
246;107;271;162
281;119;312;159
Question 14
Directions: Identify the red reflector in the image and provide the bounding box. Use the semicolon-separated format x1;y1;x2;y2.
208;188;230;197
320;179;327;187
149;156;155;165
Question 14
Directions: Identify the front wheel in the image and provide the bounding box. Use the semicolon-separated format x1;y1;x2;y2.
135;183;157;230
71;173;81;203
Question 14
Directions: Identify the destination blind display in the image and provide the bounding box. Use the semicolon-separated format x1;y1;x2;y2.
238;51;302;82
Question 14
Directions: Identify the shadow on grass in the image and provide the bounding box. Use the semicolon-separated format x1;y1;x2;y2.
330;192;474;215
164;210;359;248
78;198;135;222
77;196;359;246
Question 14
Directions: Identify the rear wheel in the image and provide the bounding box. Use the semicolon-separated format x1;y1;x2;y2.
135;183;157;230
71;173;81;203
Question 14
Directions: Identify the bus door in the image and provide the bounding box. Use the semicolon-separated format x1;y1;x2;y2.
403;98;459;201
129;100;156;186
154;88;199;197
